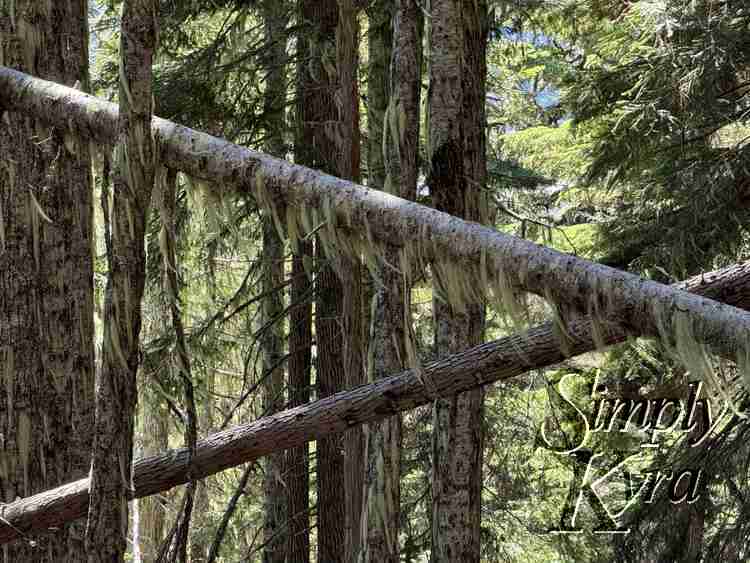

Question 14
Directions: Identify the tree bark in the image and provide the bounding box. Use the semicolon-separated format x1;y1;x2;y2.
261;2;290;561
361;2;398;560
361;0;423;560
85;1;157;560
2;67;750;366
296;1;351;561
287;4;316;560
428;1;488;560
335;5;367;562
3;260;750;547
0;2;94;561
286;243;312;563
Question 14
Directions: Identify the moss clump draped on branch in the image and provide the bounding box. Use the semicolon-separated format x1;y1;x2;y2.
1;66;750;402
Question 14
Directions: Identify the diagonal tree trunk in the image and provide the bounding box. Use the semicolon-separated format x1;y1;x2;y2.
85;1;158;560
0;2;94;561
2;67;750;367
3;260;750;547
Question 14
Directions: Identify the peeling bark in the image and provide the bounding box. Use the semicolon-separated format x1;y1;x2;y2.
1;67;750;366
0;2;94;561
85;1;158;560
2;261;750;547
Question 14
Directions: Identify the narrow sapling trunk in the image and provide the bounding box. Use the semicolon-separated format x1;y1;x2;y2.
86;1;158;560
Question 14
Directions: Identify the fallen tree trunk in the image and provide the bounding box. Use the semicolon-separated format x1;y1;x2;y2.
1;67;750;363
1;261;749;545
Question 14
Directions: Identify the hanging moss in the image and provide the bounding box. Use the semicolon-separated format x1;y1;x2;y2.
28;189;52;272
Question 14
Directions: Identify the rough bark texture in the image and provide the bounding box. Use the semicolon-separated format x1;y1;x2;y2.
287;6;315;559
0;2;94;561
286;243;312;563
360;0;423;560
2;68;750;364
428;1;488;560
361;2;397;561
298;1;365;560
2;261;750;547
261;2;289;561
336;5;367;561
297;1;348;561
393;0;422;200
85;1;157;560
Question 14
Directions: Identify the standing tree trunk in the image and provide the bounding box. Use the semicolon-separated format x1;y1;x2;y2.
360;0;422;561
296;2;345;561
190;367;215;563
260;2;290;562
335;2;366;562
361;4;397;561
86;1;158;560
428;0;487;561
286;240;313;563
288;7;315;556
0;2;94;561
298;0;364;560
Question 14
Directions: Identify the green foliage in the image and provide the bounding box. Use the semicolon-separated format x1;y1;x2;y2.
569;0;750;274
79;1;750;561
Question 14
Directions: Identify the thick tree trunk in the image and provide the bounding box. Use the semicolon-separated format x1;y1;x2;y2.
0;2;94;561
2;68;750;367
336;5;367;562
3;260;749;547
261;2;290;561
428;1;488;560
297;1;350;561
85;1;157;560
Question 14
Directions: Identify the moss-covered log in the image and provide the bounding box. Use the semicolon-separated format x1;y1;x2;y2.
1;260;749;546
0;67;749;371
1;67;748;372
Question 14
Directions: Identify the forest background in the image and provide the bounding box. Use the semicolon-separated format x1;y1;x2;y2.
1;0;750;561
